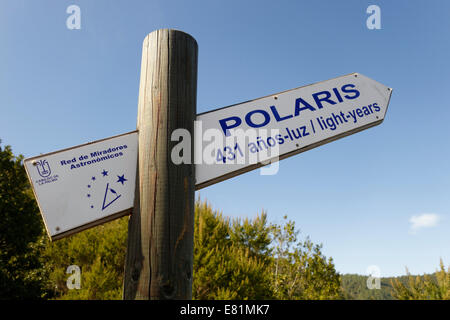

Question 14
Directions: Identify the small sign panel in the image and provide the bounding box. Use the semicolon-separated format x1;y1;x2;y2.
24;131;138;240
195;73;392;189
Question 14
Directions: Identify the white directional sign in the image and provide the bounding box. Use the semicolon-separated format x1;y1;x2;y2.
24;131;138;240
195;73;392;189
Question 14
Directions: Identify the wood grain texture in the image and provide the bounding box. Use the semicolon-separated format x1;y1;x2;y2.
123;29;198;300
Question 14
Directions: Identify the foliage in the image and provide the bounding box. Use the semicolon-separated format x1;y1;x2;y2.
0;141;49;299
193;201;274;299
391;260;450;300
42;217;128;300
340;262;450;300
193;202;342;300
270;216;342;300
340;274;394;300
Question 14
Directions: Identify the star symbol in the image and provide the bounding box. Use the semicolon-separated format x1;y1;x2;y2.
117;174;127;185
87;194;91;198
87;185;91;188
101;170;108;177
92;176;96;181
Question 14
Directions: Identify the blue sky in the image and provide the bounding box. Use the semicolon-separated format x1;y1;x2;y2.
1;0;449;277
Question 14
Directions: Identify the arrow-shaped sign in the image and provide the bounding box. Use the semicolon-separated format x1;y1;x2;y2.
195;73;392;189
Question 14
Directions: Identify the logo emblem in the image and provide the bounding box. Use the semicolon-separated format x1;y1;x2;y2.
36;160;51;177
86;169;127;213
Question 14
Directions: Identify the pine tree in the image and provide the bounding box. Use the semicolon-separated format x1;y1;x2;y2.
391;260;450;300
192;201;273;299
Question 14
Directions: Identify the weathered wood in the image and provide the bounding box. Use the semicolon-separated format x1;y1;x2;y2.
123;29;198;300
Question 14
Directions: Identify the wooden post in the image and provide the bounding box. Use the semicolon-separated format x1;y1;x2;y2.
123;29;198;300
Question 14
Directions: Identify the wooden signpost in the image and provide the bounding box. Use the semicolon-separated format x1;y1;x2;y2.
122;29;198;300
24;28;392;300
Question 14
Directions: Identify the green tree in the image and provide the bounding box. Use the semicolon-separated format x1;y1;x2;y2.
193;201;342;300
0;141;49;299
43;217;128;299
391;259;450;300
270;216;342;300
193;201;274;299
230;212;272;260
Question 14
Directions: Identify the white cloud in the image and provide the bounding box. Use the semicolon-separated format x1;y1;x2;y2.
409;213;440;233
